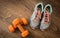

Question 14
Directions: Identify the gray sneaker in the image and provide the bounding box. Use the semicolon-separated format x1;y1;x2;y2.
40;4;52;31
30;3;43;29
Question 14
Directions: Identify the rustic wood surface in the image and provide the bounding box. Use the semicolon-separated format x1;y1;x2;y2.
0;0;60;38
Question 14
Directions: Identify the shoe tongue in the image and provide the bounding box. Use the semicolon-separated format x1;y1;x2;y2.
46;6;50;13
37;5;42;12
44;4;52;14
46;9;48;12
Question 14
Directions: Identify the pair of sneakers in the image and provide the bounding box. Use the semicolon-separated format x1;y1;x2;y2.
30;3;52;31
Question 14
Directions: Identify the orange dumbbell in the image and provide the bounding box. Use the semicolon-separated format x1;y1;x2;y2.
12;18;28;28
12;18;29;37
8;18;29;37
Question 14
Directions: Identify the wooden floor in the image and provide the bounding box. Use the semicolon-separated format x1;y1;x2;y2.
0;0;60;38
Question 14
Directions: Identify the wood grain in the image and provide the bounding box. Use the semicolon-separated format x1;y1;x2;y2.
0;0;60;38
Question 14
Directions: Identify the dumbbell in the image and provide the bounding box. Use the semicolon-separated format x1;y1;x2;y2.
12;18;29;37
8;18;28;32
8;18;29;37
13;18;28;29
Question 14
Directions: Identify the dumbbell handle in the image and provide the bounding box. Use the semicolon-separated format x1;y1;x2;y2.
17;24;25;32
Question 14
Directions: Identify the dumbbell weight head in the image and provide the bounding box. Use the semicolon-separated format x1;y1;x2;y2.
8;25;15;32
21;18;28;25
21;30;29;37
12;18;21;28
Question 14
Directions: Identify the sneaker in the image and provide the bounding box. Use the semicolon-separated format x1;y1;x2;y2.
40;4;52;31
30;3;43;30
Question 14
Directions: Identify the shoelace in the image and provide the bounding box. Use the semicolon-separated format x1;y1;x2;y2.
34;8;41;22
44;10;50;23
